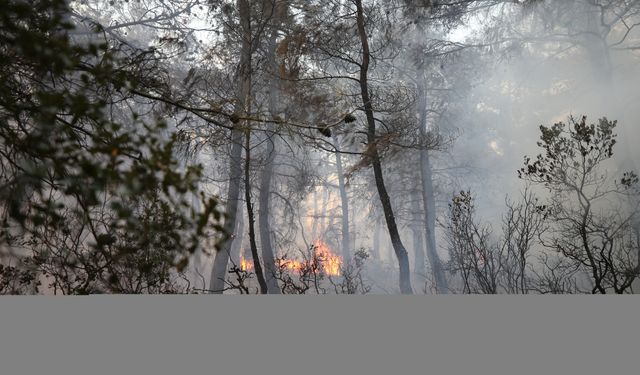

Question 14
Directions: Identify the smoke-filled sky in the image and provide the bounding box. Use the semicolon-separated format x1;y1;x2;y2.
443;4;640;221
4;0;638;295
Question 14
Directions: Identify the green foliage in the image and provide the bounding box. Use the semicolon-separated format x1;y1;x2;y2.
519;116;619;188
0;0;220;294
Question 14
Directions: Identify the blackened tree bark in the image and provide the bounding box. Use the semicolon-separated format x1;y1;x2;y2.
355;0;412;294
258;132;280;293
230;204;245;266
245;132;269;294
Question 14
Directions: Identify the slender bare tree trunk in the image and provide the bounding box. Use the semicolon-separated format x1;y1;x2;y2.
230;204;245;265
416;74;448;294
411;189;426;281
333;133;351;263
311;190;319;239
318;185;329;238
209;0;252;293
372;221;381;260
326;209;337;246
355;0;412;294
386;235;394;264
351;200;357;252
245;132;269;294
210;137;244;292
412;226;426;284
258;133;280;293
257;1;286;293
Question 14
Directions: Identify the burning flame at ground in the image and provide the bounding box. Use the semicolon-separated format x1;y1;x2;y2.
241;241;342;276
313;240;342;276
240;256;253;272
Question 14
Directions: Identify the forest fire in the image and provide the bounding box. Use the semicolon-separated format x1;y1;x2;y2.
276;258;304;273
239;256;253;272
312;240;342;276
242;241;342;276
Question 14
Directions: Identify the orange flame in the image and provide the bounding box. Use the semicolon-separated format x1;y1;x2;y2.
313;240;342;276
240;256;253;272
242;241;342;276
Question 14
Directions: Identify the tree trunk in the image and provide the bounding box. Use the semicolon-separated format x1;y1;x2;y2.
372;221;381;260
416;75;449;294
411;189;426;281
311;189;319;240
412;226;426;286
256;4;285;293
230;204;245;266
355;0;412;294
333;133;351;263
258;134;280;293
209;0;252;293
351;200;357;253
210;135;243;293
245;132;269;294
318;185;329;239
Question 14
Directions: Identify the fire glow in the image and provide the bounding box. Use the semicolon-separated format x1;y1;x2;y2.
240;256;253;272
239;240;342;276
313;240;342;276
